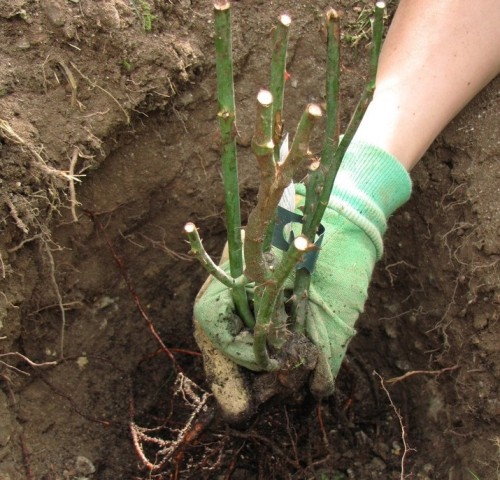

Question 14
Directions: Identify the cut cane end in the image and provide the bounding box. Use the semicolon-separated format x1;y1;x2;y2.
279;14;291;27
214;0;230;11
326;8;339;21
257;89;273;107
307;104;323;118
375;2;386;10
184;222;197;234
294;235;310;252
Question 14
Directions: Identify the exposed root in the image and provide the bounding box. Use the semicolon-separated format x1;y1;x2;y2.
0;251;5;279
68;147;82;222
3;194;29;234
90;211;181;369
0;352;59;377
426;274;460;349
1;186;69;358
228;428;302;470
384;260;417;287
123;229;193;261
69;62;130;123
56;59;78;107
20;432;34;480
130;372;213;472
40;238;67;359
7;233;43;253
0;118;84;184
374;370;415;479
0;351;59;389
386;364;459;385
0;352;58;370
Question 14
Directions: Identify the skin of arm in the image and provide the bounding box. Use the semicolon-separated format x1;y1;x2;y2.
354;0;500;170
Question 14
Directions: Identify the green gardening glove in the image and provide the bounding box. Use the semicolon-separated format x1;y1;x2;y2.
194;141;412;410
298;140;412;395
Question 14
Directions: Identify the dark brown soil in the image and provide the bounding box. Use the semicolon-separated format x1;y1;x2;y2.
0;1;498;479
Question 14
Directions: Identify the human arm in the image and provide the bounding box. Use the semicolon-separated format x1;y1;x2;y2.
355;0;500;170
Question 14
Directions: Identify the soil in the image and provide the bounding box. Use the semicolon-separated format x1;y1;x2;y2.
0;1;498;479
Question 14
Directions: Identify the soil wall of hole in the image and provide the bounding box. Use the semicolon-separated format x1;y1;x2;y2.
0;1;498;478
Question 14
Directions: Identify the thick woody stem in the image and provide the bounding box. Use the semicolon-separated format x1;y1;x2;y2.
278;103;322;186
263;14;291;253
244;104;322;284
253;236;313;369
270;14;291;162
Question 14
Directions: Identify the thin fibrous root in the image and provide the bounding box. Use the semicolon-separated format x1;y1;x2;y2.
3;195;29;234
69;62;130;123
0;119;83;184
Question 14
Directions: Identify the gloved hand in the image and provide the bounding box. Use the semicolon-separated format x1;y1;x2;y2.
194;141;412;421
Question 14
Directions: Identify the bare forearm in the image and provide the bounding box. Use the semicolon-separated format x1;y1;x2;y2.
355;0;500;170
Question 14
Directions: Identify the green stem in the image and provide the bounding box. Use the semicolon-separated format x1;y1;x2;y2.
253;89;277;255
261;14;291;253
370;2;385;84
291;270;309;333
233;286;255;329
306;2;385;239
244;89;276;285
303;9;340;232
253;236;313;369
251;89;275;189
270;14;291;162
214;1;254;327
185;222;254;327
293;9;340;330
278;103;323;186
184;223;247;288
267;289;287;349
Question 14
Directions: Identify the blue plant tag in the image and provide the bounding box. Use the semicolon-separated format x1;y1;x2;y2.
272;206;325;273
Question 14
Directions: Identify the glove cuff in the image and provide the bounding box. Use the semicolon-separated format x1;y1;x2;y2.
330;141;412;258
297;141;412;259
